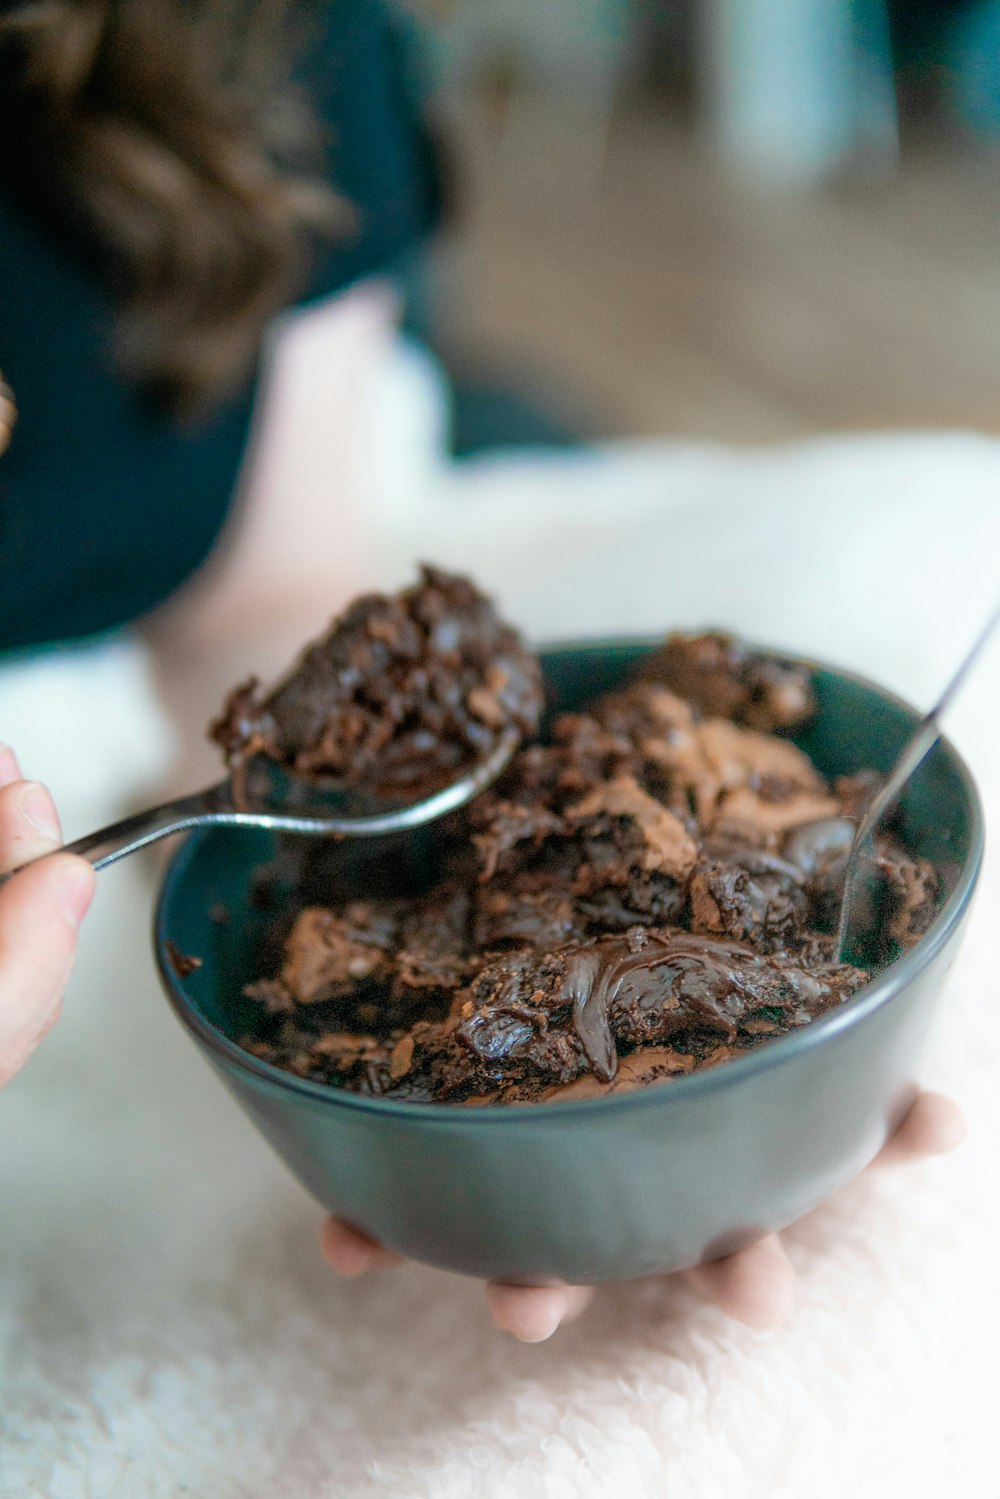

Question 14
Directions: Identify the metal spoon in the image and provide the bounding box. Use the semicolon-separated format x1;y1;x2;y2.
2;727;520;880
836;602;1000;962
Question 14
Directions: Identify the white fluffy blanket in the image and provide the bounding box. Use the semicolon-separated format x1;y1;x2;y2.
2;334;999;1498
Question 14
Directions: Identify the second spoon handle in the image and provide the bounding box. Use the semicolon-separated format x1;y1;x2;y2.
836;600;1000;959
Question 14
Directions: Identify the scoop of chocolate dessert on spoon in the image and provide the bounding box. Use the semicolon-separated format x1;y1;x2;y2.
1;568;538;881
836;599;1000;964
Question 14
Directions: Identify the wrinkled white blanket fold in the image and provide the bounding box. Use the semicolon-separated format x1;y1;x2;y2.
2;335;998;1497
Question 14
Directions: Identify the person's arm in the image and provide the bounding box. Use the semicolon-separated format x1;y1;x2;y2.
141;281;396;788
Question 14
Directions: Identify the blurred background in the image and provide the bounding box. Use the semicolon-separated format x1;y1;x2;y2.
393;0;1000;449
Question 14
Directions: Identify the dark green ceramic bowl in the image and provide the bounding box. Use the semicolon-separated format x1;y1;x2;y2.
155;641;983;1284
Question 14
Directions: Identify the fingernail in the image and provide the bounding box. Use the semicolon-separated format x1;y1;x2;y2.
527;1309;562;1343
56;860;95;930
17;782;61;842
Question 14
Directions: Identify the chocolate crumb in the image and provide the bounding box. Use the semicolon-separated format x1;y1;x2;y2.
166;940;203;979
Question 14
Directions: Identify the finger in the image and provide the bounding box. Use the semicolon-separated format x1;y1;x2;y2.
683;1233;796;1329
0;852;95;1084
0;779;63;874
320;1217;405;1276
0;744;21;789
485;1282;595;1343
869;1091;967;1170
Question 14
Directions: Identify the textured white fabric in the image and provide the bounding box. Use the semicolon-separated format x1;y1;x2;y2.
1;332;999;1497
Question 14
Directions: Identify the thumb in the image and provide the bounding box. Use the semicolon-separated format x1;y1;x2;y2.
0;853;95;1084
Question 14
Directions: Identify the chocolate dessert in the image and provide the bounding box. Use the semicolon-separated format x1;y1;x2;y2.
223;579;940;1106
211;566;543;798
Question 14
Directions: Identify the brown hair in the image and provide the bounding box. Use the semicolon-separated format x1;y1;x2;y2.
0;0;349;414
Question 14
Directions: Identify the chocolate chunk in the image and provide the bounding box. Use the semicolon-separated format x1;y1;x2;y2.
448;928;863;1093
275;906;396;1007
472;881;585;952
783;817;857;931
689;837;810;951
472;799;565;882
639;632;816;732
165;940;203;979
565;775;697;881
391;886;475;1011
875;839;940;948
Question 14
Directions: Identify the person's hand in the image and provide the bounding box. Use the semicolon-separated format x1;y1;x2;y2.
0;746;95;1085
320;1088;965;1341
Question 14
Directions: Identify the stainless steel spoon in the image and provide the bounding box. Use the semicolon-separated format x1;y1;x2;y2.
2;727;520;880
836;602;1000;962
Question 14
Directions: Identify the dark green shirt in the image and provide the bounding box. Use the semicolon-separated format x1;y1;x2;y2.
0;1;441;654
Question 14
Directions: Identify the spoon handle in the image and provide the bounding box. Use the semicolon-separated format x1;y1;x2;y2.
61;783;237;871
836;600;1000;959
0;783;236;888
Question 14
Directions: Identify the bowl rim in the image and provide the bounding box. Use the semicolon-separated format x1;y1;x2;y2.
155;636;985;1123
